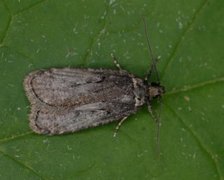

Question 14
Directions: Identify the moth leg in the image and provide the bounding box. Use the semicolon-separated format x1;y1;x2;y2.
113;117;128;137
111;53;122;70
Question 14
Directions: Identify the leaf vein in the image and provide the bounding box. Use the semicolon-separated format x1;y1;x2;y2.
0;148;48;180
0;13;12;46
165;103;222;179
165;76;224;96
0;131;33;144
160;0;210;79
82;2;110;65
14;0;47;16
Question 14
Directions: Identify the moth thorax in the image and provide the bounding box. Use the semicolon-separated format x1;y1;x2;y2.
148;83;165;100
132;77;147;107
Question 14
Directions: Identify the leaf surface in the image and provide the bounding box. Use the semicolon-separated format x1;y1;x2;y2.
0;0;223;179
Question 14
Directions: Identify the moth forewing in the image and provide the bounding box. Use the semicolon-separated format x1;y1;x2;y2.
24;68;149;135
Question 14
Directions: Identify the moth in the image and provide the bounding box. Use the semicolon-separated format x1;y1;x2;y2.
24;19;165;136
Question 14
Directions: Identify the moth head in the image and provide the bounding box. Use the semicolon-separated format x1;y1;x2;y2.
148;82;165;100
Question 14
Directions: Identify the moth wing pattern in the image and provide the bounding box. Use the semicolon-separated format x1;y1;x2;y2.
24;68;139;135
29;101;136;135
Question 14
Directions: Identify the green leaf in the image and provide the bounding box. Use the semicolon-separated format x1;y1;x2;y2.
0;0;223;179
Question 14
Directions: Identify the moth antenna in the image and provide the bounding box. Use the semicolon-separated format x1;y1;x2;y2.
142;17;160;83
156;96;163;157
148;103;161;158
